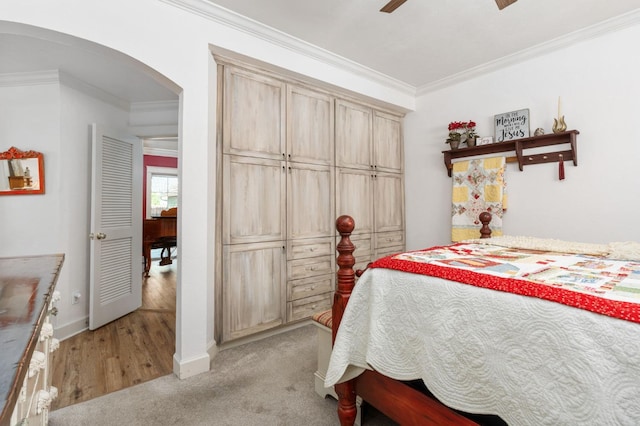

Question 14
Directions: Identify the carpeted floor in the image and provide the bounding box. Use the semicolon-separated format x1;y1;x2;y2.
49;324;395;426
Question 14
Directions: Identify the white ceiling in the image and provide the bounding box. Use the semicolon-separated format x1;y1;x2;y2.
1;0;639;105
206;0;640;88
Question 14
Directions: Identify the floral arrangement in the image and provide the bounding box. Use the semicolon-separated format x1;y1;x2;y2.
447;120;477;143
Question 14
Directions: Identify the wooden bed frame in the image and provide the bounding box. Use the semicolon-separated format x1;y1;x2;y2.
331;212;493;426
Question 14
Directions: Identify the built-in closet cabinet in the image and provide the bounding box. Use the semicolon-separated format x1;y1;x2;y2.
218;59;404;342
335;100;405;271
220;63;335;342
284;85;335;327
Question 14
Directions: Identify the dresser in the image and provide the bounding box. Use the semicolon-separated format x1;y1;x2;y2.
0;254;64;426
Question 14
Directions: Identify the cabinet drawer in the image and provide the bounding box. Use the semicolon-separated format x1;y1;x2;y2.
375;231;405;249
288;274;333;301
350;233;372;257
288;255;333;280
376;245;405;260
288;238;333;260
287;292;332;322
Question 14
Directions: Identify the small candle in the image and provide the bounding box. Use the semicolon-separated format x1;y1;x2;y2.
558;96;562;118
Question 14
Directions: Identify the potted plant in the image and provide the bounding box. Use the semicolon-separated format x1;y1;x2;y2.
447;120;477;149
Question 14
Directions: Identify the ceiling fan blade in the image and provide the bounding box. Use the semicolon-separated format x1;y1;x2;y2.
380;0;408;13
495;0;517;10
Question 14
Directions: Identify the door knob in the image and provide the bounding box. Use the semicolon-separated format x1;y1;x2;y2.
96;232;107;240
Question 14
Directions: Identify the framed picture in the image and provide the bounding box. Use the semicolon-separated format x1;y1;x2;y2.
477;136;494;146
0;147;45;195
494;108;530;142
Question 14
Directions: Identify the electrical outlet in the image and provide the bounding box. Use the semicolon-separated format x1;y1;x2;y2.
72;291;82;304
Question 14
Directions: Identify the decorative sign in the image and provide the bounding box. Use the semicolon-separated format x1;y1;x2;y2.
494;109;530;142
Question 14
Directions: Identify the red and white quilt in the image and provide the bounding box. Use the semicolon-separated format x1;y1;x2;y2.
372;243;640;323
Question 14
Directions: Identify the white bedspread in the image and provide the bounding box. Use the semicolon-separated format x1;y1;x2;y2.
325;267;640;426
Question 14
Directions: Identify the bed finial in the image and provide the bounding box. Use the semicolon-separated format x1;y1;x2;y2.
334;215;357;426
479;212;492;239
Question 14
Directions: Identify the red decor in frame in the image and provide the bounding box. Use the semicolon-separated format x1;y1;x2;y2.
0;147;45;195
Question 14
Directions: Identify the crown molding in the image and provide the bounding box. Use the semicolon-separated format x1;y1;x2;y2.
143;146;178;158
159;0;416;98
417;9;640;96
131;100;179;114
58;71;130;110
0;70;60;87
0;69;131;110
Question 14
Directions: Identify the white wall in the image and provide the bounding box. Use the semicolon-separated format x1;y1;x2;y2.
404;23;640;249
0;83;61;256
0;77;132;336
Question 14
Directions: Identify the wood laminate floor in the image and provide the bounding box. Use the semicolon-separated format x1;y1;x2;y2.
51;260;176;410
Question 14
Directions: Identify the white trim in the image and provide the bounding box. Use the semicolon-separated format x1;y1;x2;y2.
59;70;130;110
0;70;59;87
0;69;131;109
173;352;210;379
54;316;89;341
417;8;640;95
146;166;178;218
159;0;640;98
143;146;179;158
160;0;415;98
131;100;179;114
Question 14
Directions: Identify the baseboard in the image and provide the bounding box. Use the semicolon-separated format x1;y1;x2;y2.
173;352;210;379
217;319;312;350
54;316;89;341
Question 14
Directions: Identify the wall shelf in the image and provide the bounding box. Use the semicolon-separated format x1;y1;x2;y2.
442;130;579;177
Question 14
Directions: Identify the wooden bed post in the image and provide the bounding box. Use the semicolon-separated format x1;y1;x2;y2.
479;212;492;239
333;215;357;426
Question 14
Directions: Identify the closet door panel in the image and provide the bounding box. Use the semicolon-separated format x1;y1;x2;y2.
335;99;372;170
223;241;286;341
374;171;404;234
223;155;285;244
223;66;285;159
373;111;403;174
287;85;334;165
287;162;334;240
336;168;373;236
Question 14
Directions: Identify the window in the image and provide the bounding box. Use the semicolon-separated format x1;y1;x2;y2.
146;166;178;218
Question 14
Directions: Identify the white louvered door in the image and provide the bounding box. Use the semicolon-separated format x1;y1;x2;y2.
89;124;143;330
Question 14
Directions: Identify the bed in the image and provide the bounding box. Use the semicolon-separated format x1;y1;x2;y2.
325;214;640;425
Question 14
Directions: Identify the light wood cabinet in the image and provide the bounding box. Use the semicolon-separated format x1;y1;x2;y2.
222;241;286;341
374;171;404;234
335;99;373;171
336;167;373;236
335;99;405;265
287;85;334;165
222;66;285;159
217;60;404;342
373;110;403;174
222;155;286;245
287;162;334;240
